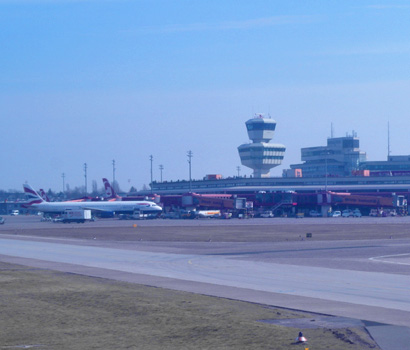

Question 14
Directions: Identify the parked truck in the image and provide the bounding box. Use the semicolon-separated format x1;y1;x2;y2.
61;209;92;223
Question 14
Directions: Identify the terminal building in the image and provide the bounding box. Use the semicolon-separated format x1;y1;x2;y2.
237;115;286;178
288;134;367;178
150;129;410;198
359;155;410;174
141;121;410;215
149;125;410;201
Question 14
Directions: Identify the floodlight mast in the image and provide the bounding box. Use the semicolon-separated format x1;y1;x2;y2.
187;150;193;192
112;159;116;189
159;164;164;183
149;155;153;194
84;163;88;195
62;173;65;195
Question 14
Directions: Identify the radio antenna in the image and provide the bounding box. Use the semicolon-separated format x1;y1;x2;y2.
387;121;391;160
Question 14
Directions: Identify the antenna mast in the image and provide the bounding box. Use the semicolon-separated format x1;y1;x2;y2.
387;121;391;160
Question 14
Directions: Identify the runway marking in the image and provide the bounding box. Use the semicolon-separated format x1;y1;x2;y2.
369;253;410;266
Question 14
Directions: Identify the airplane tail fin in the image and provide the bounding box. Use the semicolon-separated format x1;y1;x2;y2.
103;178;120;199
39;189;50;202
23;184;44;207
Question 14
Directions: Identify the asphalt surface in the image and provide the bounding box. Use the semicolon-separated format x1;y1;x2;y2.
1;215;410;350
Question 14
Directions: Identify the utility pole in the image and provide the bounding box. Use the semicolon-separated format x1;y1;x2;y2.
84;163;88;195
112;159;116;188
61;173;65;194
159;164;164;182
149;155;153;194
187;150;193;192
324;151;331;192
388;121;391;160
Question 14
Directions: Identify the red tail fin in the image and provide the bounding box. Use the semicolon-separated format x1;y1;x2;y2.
23;184;44;207
39;189;50;202
102;178;120;199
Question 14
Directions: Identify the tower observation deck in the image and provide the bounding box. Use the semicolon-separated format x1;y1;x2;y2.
238;114;286;178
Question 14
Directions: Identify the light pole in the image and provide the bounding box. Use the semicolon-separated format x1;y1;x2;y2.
187;150;193;192
83;163;88;195
236;166;241;177
159;164;164;182
61;173;65;194
149;155;153;194
324;151;331;192
112;159;116;189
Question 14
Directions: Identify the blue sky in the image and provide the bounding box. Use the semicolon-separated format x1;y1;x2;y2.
2;0;410;192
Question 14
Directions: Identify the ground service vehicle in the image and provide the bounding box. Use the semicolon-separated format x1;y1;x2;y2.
61;210;92;223
353;209;362;217
342;209;353;217
369;209;380;217
197;210;221;218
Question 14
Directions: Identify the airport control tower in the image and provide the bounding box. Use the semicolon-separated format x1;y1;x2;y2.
238;114;286;178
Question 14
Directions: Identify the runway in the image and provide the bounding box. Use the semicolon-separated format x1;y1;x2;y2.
1;234;410;329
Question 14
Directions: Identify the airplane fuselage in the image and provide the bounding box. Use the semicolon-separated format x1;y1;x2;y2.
31;200;162;214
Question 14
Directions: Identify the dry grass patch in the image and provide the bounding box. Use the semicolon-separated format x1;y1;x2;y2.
0;262;379;349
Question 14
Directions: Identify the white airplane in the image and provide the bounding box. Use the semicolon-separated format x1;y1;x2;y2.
23;184;162;215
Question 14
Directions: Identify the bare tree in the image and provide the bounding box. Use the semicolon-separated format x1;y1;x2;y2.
112;180;121;193
92;180;98;196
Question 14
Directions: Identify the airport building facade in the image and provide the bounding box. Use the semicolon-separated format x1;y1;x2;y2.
147;124;410;216
149;125;410;197
150;173;410;195
288;135;367;178
359;155;410;173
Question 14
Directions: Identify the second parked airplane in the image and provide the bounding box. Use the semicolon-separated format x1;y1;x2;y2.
23;184;162;215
